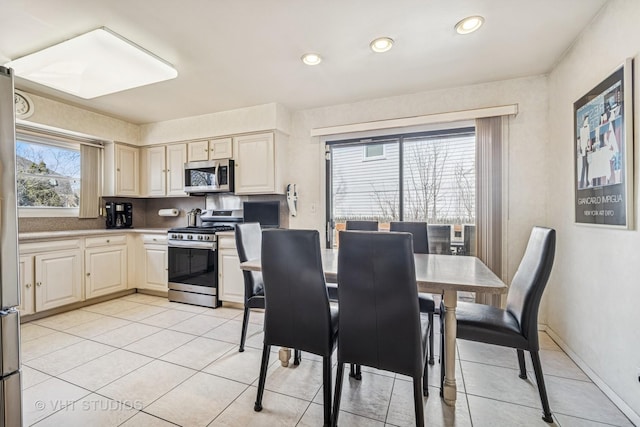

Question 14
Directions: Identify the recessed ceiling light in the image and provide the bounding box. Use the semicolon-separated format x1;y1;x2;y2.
370;37;394;53
5;27;177;99
301;53;322;66
455;16;485;35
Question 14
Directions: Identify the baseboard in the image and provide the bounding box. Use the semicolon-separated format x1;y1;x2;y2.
545;326;640;426
20;289;137;323
135;288;168;298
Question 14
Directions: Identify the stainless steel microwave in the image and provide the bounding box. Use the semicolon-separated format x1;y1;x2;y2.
184;159;234;194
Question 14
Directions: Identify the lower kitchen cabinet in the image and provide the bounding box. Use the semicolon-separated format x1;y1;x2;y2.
139;234;168;292
143;244;168;292
35;249;84;311
218;235;244;304
85;246;128;299
20;239;84;313
18;256;35;315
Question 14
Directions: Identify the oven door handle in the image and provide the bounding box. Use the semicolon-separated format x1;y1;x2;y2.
168;241;217;250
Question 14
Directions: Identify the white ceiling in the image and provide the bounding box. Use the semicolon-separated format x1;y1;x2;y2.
0;0;607;125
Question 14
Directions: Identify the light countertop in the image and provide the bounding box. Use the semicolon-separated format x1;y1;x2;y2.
19;228;168;242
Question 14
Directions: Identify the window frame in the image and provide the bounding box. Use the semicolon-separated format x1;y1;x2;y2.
16;133;82;218
325;127;476;248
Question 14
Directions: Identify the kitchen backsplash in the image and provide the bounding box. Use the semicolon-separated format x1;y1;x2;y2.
18;194;289;232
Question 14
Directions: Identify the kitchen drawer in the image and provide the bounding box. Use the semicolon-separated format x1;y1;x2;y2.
217;236;237;250
85;235;127;248
20;239;81;254
142;234;167;245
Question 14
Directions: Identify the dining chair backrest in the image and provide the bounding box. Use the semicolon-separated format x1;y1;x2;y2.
390;221;429;254
463;224;476;256
261;229;334;356
345;220;379;231
235;222;264;301
427;224;451;255
338;230;423;378
505;227;556;346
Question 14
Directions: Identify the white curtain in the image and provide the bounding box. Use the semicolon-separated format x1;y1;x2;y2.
79;144;102;218
475;116;503;306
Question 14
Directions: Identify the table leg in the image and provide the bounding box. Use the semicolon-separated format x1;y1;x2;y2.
279;347;291;367
443;289;458;405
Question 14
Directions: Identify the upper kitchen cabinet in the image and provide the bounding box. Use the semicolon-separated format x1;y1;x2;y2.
141;143;187;197
188;138;233;162
104;142;140;197
233;132;287;195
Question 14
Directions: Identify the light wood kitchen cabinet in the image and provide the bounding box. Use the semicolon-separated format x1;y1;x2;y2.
35;249;83;311
85;235;128;299
217;235;244;304
188;138;232;162
142;144;186;197
104;142;140;197
166;144;187;195
233;132;286;195
209;138;233;160
143;146;166;196
18;256;35;315
115;143;140;196
139;234;168;292
20;239;84;313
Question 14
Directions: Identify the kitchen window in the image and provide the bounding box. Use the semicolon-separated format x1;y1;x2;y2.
16;126;103;218
326;127;476;247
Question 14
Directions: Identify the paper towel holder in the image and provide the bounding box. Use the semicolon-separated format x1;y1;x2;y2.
158;208;179;217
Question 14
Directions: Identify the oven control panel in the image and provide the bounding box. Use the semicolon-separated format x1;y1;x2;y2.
168;233;217;242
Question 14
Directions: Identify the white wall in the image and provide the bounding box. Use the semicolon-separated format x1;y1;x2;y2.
22;92;139;143
286;76;549;287
546;0;640;419
139;102;291;145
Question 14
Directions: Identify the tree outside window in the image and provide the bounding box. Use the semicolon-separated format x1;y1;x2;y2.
16;140;80;208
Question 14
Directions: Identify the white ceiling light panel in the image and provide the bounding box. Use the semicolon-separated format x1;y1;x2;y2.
5;27;177;99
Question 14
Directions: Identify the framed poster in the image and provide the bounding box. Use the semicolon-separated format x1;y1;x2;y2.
574;58;633;228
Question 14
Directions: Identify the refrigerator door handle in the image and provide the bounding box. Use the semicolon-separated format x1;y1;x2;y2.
0;310;20;376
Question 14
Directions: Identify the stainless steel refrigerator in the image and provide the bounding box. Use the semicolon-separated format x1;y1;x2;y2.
0;66;23;426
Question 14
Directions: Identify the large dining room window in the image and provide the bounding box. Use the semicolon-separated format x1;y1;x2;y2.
326;127;476;252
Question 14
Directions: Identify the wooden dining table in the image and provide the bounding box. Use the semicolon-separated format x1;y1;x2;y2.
239;248;507;406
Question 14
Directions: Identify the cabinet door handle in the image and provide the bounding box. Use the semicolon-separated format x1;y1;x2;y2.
86;272;91;276
204;148;208;152
117;168;121;172
25;283;32;288
36;282;42;287
106;239;110;243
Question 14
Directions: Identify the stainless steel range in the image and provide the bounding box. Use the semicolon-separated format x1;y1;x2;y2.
167;209;241;308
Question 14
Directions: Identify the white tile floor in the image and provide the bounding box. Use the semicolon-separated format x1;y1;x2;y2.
20;293;633;426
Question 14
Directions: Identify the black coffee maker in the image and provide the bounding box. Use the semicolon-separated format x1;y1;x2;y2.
105;202;133;229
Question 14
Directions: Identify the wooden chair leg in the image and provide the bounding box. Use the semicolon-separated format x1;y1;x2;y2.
294;349;302;365
239;307;250;352
412;376;425;427
254;344;271;411
517;349;527;379
331;363;345;427
530;351;553;423
428;312;435;365
322;356;332;427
